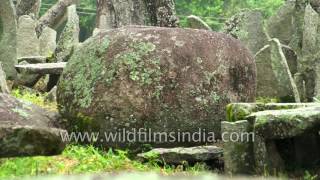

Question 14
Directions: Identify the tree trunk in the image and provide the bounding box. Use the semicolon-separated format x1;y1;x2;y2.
96;0;178;30
36;0;79;36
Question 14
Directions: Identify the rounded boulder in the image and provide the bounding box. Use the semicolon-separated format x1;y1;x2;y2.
57;26;256;149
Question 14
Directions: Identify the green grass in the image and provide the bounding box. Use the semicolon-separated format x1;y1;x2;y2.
0;145;209;179
1;90;209;178
11;88;57;111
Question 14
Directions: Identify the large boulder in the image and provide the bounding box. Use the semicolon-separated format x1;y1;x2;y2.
0;93;66;157
57;26;256;149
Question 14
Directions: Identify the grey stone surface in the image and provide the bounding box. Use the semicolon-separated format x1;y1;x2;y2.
222;121;254;175
251;106;320;139
223;10;268;54
269;39;300;102
0;93;66;157
15;62;67;75
17;56;47;64
186;15;212;31
40;27;57;58
266;0;296;45
17;15;40;58
224;103;320;174
0;63;10;93
137;146;223;164
299;4;320;101
255;41;298;100
16;0;42;18
15;61;42;87
226;102;320;122
55;5;79;62
0;0;17;80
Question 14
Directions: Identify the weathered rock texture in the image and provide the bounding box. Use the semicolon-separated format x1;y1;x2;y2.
265;1;320;101
223;103;320;175
17;15;40;58
186;15;212;31
0;93;66;157
40;27;57;58
0;0;17;80
0;63;10;94
222;120;254;175
137;146;223;164
96;0;178;30
15;62;67;75
266;0;296;45
54;5;79;62
16;0;42;18
57;26;256;150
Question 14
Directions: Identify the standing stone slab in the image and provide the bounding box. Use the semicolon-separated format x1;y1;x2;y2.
55;5;79;62
39;27;57;58
0;0;17;80
300;4;320;101
17;15;40;58
186;15;212;31
0;63;10;94
223;10;268;54
266;0;296;45
255;42;298;100
222;121;254;175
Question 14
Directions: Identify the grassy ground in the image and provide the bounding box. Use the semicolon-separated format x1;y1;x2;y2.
2;88;319;180
0;89;209;179
0;145;210;179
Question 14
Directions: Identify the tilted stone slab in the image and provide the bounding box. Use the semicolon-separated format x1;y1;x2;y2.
15;62;67;75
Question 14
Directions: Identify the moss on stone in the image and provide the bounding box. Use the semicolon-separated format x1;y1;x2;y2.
226;103;256;122
59;36;110;109
105;42;161;87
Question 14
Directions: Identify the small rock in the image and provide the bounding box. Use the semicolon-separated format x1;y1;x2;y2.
137;146;223;164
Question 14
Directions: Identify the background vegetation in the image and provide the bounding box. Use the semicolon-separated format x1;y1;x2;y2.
40;0;284;39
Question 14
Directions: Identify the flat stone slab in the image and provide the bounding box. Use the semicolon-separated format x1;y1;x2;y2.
250;106;320;139
226;103;320;122
137;146;223;164
17;56;47;63
15;62;67;75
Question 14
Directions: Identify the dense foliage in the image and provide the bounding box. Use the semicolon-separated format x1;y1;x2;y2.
40;0;284;37
175;0;284;30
